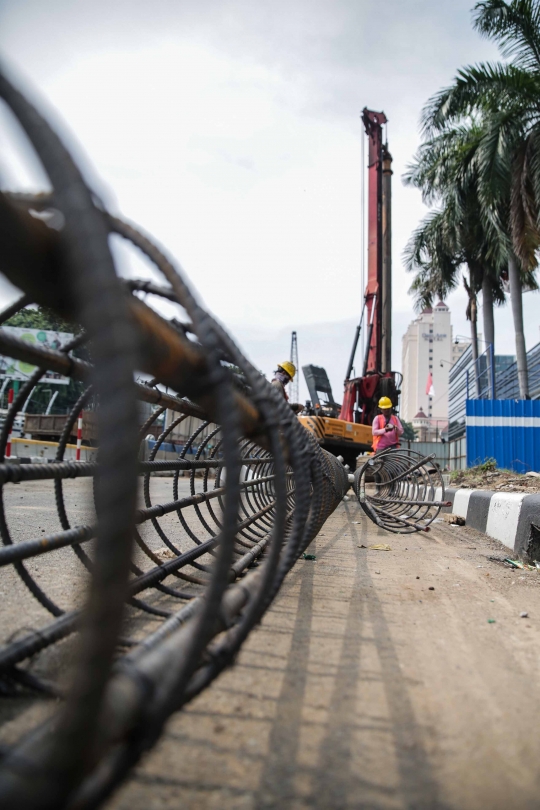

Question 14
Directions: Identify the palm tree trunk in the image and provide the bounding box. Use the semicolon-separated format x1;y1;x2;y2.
482;276;495;397
508;253;529;399
470;295;480;398
481;276;495;349
464;270;480;397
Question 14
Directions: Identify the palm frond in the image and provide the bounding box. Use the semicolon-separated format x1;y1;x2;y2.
404;124;484;206
403;209;463;311
510;134;540;268
421;63;540;134
409;5;540;301
474;0;540;73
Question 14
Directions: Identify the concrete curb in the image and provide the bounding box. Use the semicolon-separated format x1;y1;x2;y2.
435;487;540;558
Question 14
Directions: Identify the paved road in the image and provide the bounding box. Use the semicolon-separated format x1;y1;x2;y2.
108;498;540;810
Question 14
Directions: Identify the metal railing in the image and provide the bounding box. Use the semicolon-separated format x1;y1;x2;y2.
401;438;467;471
447;436;467;470
401;439;449;467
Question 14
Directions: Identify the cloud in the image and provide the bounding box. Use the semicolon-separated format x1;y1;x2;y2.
0;0;536;376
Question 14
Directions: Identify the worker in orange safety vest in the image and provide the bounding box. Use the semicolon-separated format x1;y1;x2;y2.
372;396;403;452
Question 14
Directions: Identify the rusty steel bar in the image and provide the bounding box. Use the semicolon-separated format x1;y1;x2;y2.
0;71;350;809
353;447;446;533
0;71;441;809
0;196;266;440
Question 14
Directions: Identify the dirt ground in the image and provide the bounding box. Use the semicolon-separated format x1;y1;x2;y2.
451;463;540;493
2;481;540;808
103;499;540;810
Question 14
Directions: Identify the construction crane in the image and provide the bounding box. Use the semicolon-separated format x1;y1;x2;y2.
298;108;402;469
290;330;299;403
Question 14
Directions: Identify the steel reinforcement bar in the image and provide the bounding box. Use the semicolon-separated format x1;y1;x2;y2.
0;72;351;809
353;447;450;533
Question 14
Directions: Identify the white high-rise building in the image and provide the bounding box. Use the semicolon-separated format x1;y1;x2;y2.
400;302;453;423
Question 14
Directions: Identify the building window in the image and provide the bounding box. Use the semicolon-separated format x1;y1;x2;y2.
429;364;432;369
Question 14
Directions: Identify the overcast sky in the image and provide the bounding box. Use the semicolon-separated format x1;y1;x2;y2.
1;0;539;401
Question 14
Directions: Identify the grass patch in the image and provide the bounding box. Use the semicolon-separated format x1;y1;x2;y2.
450;458;497;483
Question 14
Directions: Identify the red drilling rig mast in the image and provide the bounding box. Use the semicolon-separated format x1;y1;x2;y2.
340;108;401;425
298;107;401;469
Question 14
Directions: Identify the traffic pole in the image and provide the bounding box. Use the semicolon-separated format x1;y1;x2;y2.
76;411;83;461
6;388;13;458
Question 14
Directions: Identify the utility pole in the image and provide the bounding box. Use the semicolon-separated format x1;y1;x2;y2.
290;331;299;403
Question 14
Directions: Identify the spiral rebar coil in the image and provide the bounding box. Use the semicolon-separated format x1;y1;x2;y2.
0;72;350;808
353;448;450;533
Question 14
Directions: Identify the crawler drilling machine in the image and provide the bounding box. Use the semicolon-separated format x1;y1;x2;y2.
298;108;402;468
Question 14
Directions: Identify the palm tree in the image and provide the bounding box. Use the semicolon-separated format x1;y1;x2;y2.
421;0;540;398
404;124;507;394
404;201;494;396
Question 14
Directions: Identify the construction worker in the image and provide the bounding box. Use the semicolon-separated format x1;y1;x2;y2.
372;396;403;452
271;361;302;413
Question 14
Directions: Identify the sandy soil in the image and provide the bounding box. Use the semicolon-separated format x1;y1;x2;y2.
451;464;540;494
3;481;540;809
104;499;540;810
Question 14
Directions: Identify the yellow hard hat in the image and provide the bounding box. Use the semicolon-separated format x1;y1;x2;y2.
378;396;393;409
278;360;296;379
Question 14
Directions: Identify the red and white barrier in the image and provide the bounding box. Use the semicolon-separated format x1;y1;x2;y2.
6;388;13;459
76;411;83;461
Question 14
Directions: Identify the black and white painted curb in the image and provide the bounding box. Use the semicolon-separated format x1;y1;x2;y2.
434;487;540;558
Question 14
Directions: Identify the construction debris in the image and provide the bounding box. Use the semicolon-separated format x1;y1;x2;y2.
504;558;537;571
443;513;465;526
506;558;525;569
154;548;176;561
451;462;540;494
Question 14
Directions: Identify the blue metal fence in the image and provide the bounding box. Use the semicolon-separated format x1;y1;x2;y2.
466;399;540;472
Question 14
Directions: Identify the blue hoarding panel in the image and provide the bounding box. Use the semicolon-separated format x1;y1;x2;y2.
466;399;540;472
